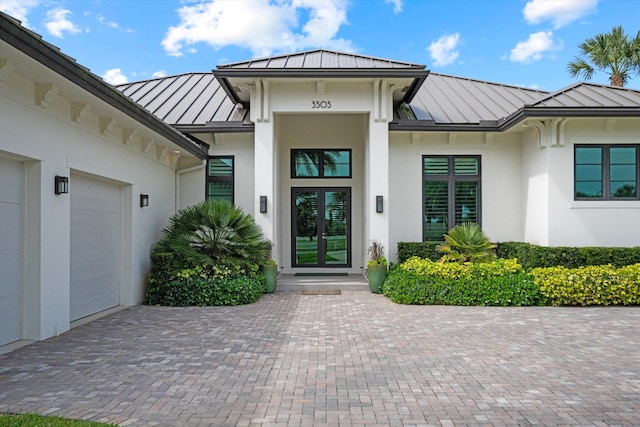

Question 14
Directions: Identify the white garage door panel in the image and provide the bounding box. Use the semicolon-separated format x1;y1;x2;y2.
0;156;24;346
70;174;121;321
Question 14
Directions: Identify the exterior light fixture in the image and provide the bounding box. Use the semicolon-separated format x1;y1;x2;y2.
140;194;149;207
376;195;383;213
55;175;69;195
260;195;267;213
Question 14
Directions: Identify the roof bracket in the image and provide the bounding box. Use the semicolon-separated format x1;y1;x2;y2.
35;82;58;108
99;117;117;136
142;138;155;154
122;128;138;145
0;58;15;88
70;102;91;124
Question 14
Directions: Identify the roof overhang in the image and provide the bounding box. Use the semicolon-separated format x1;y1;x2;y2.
0;13;209;159
391;107;640;133
212;68;430;106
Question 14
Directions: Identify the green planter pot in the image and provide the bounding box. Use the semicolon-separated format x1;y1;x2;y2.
367;263;387;293
262;264;278;293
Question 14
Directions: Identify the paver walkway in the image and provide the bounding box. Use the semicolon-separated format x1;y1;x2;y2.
1;291;640;426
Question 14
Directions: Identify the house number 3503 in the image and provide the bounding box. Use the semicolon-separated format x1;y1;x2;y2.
312;100;332;109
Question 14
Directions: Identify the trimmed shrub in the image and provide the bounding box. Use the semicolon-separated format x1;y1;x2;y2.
531;264;640;306
496;242;640;270
158;199;269;277
145;267;266;306
397;241;440;263
383;257;544;306
144;200;270;306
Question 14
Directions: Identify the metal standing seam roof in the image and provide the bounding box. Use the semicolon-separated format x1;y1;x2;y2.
115;51;640;132
217;49;425;70
117;73;247;126
405;73;549;124
524;82;640;108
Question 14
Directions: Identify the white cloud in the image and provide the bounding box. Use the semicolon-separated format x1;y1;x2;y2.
97;15;118;29
427;33;460;67
0;0;40;26
45;8;81;38
161;0;353;58
102;68;128;85
152;70;168;78
523;0;598;29
385;0;402;14
510;31;555;63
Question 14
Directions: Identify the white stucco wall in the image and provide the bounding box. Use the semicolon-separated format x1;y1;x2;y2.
521;128;551;245
0;51;197;345
546;118;640;247
389;131;524;260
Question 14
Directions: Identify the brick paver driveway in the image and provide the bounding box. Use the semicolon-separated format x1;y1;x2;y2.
1;291;640;426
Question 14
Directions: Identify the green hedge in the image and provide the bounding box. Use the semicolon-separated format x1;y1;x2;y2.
383;257;544;306
496;242;640;270
144;274;266;307
397;241;640;270
397;241;441;263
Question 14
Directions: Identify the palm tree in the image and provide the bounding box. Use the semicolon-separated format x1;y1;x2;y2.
159;199;269;274
567;26;640;87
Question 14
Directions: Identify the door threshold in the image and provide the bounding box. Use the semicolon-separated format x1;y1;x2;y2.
295;272;349;277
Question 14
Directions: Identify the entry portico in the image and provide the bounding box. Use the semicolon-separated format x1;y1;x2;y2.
210;51;428;274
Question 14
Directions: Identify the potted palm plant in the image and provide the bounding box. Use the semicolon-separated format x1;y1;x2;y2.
261;241;278;293
367;240;388;293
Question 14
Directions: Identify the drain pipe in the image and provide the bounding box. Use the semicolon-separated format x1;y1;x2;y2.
175;160;206;212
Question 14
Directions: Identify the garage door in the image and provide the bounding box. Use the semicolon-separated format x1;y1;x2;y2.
70;173;121;321
0;156;24;346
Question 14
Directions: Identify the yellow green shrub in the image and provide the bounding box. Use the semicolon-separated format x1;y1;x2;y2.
400;256;523;280
385;257;541;306
531;264;640;306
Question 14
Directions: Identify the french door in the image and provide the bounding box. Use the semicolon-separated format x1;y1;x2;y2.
292;187;351;267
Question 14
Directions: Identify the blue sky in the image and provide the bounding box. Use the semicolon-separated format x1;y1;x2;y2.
1;0;639;91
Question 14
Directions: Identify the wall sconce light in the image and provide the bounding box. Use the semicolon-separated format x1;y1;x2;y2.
140;194;149;207
260;195;268;213
376;195;384;213
55;175;69;195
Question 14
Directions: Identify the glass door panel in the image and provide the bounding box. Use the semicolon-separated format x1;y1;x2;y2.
294;191;318;265
293;188;350;267
323;191;348;265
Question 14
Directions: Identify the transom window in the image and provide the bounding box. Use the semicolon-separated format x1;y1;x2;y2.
207;156;234;203
423;155;481;241
291;149;351;178
575;145;639;200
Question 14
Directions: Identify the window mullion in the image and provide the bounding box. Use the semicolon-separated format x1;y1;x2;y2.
603;146;610;199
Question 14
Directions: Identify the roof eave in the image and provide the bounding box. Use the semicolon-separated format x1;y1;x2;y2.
499;107;640;131
0;13;208;159
390;119;500;132
392;107;640;132
175;123;255;134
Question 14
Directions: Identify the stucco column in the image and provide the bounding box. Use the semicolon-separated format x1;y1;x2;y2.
367;119;390;260
254;120;275;243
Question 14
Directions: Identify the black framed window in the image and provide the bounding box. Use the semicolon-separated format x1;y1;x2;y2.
291;149;351;178
207;156;234;203
423;155;481;241
575;145;639;200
